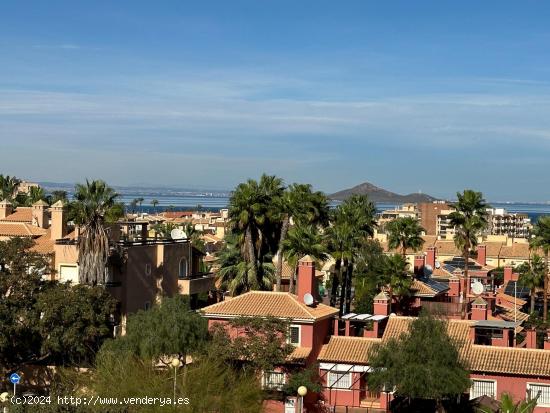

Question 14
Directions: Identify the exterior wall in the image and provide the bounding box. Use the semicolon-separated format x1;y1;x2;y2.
470;373;550;412
53;243;78;281
419;202;449;236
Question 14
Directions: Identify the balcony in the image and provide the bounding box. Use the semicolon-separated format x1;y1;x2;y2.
178;272;215;295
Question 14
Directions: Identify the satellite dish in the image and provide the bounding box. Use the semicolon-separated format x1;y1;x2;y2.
170;228;186;240
303;293;314;306
471;281;484;295
423;264;433;276
435;260;441;269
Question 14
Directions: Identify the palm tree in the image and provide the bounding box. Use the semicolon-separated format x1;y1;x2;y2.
386;216;425;259
129;199;139;214
274;183;329;291
0;175;20;201
151;199;159;213
72;180;124;285
530;216;550;321
151;222;178;238
477;392;539;413
23;186;46;206
517;254;545;314
448;190;488;319
48;190;68;205
216;233;274;295
382;254;413;314
282;224;328;293
327;195;377;315
136;197;144;213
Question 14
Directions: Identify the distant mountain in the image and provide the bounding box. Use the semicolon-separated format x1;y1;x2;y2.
330;181;438;203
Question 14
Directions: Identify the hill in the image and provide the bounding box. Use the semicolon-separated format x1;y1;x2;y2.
330;181;438;203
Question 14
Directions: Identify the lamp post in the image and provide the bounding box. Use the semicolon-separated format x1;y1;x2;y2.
171;358;181;408
297;386;308;413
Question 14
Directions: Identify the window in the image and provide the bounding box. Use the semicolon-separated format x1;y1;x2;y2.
470;379;496;399
145;263;152;275
288;326;300;346
179;258;188;279
262;371;286;391
527;383;550;407
327;371;352;389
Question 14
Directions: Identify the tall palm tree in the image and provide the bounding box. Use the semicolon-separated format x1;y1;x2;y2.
282;224;328;293
151;199;159;213
72;180;124;285
517;254;545;314
386;216;425;259
448;190;488;318
382;254;413;314
274;183;329;291
327;195;377;315
0;175;20;201
530;216;550;321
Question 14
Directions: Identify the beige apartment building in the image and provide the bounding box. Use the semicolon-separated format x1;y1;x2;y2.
0;199;216;330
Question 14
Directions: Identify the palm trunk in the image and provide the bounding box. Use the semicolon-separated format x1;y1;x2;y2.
245;227;258;285
345;261;353;315
544;251;549;322
462;248;470;320
289;265;296;294
330;258;341;307
339;258;349;316
531;288;536;314
275;217;290;292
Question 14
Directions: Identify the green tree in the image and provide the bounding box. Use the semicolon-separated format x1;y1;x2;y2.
48;190;69;205
530;216;550;321
382;254;413;314
386;216;425;258
0;237;46;375
448;190;489;318
37;283;117;366
517;255;546;314
0;174;21;201
22;186;47;206
274;183;329;291
209;316;293;373
368;312;470;413
72;180;124;285
282;224;328;293
151;221;178;238
104;296;207;364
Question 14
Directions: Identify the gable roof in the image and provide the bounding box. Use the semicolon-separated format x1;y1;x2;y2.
0;222;47;237
410;278;449;297
318;336;380;364
201;291;338;322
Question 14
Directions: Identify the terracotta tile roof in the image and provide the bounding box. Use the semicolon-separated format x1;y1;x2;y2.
434;241;462;256
201;291;339;321
318;336;380;364
466;345;550;377
496;292;527;308
410;279;449;297
382;316;473;345
162;211;193;219
1;207;33;223
493;306;529;323
481;242;503;257
30;231;55;254
287;347;312;362
0;222;47;237
499;243;538;259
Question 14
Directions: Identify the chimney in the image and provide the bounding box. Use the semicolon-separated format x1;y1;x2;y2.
426;246;436;268
0;199;13;219
448;277;461;297
476;245;487;267
297;255;316;303
544;330;550;350
414;255;425;276
32;200;50;229
50;200;67;240
503;266;516;283
525;328;537;349
471;297;488;321
373;292;391;316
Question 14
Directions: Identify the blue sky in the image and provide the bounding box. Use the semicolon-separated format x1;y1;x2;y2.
1;1;550;201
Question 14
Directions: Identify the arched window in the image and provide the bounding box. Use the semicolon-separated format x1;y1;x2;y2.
179;258;188;279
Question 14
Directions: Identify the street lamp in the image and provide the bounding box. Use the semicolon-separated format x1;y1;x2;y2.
171;358;181;408
297;386;308;413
